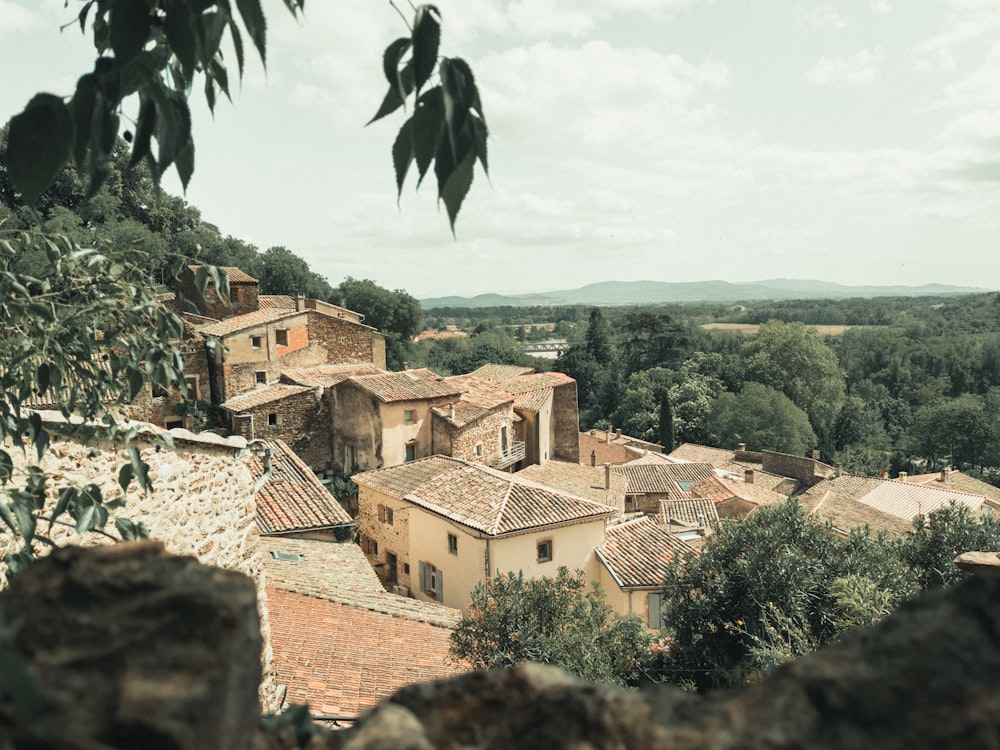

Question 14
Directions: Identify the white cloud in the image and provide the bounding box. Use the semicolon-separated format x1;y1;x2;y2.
798;6;849;30
805;46;885;85
870;1;891;14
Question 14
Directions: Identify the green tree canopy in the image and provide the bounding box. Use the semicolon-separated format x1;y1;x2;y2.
451;568;661;687
708;382;818;455
335;277;422;370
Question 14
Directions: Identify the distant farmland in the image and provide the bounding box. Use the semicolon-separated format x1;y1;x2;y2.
700;323;856;336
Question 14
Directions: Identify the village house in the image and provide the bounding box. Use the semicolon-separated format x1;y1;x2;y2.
610;460;717;515
428;374;521;469
657;497;720;542
596;516;699;629
470;364;581;469
352;456;616;612
517;460;627;517
688;471;790;521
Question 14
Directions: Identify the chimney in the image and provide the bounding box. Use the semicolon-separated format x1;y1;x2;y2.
737;442;746;452
295;293;305;312
449;403;455;420
744;469;754;484
879;469;889;480
897;471;908;480
590;450;597;467
616;429;622;439
607;425;612;444
941;467;951;482
604;462;611;490
811;449;820;461
836;462;843;477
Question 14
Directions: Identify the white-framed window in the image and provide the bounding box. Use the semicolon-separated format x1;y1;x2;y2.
418;561;443;600
403;409;416;423
275;328;289;346
537;539;553;563
448;533;458;555
251;335;263;349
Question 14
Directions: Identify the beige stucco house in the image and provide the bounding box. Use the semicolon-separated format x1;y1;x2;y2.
596;516;698;630
352;456;616;612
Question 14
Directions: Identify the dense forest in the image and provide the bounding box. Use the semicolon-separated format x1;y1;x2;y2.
4;126;998;485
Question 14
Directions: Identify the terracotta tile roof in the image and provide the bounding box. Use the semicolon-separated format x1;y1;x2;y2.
469;364;535;382
903;470;1000;508
658;498;719;527
512;387;553;412
688;474;788;509
347;369;463;403
354;457;615;536
624;451;673;465
266;587;467;716
219;384;313;411
211;265;258;284
798;487;914;537
499;371;575;394
259;294;296;309
667;443;759;468
810;474;988;523
596;516;697;589
578;432;635;466
517;460;627;508
198;307;301;337
252;440;354;534
281;363;385;388
262;536;462;626
586;429;663;454
431;375;515;427
612;462;717;498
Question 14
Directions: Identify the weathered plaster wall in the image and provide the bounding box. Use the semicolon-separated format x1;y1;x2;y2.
551;382;581;463
331;384;382;474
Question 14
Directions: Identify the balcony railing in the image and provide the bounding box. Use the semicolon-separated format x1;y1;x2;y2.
488;441;526;469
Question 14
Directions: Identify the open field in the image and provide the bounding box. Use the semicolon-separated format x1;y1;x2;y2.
700;323;856;336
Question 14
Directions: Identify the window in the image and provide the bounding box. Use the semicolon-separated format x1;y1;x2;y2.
165;419;184;430
403;409;416;423
377;504;394;525
251;335;263;349
537;539;553;563
418;561;443;601
475;442;483;457
405;442;416;462
403;563;410;575
647;593;667;629
448;533;458;555
269;551;305;562
184;375;200;400
676;480;696;493
267;412;279;426
275;328;289;346
386;552;398;584
255;370;267;385
151;383;167;400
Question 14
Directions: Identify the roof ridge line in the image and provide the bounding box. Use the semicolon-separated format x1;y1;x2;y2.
490;475;515;536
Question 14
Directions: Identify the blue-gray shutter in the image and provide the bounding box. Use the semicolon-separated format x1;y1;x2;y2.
647;593;663;629
418;561;428;591
435;567;444;601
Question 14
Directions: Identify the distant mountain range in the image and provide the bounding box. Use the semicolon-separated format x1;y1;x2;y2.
420;279;994;309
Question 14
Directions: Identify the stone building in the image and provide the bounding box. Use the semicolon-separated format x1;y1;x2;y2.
429;374;520;469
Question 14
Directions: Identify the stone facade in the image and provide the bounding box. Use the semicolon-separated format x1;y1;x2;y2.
431;408;514;465
226;388;332;471
176;266;260;319
551;380;581;463
0;413;279;711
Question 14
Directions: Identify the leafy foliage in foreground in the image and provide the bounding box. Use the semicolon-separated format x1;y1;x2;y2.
451;568;662;687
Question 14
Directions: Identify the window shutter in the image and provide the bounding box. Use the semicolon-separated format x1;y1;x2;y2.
378;504;385;523
647;593;663;629
360;535;369;554
418;561;428;591
434;568;444;601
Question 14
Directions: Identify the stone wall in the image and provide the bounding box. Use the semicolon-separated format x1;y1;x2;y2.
227;389;332;471
431;407;514;465
761;450;833;485
0;413;279;711
176;267;259;319
551;381;581;463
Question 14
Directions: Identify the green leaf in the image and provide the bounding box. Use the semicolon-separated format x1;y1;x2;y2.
228;18;246;79
118;462;134;493
50;487;77;531
0;504;18;535
110;0;153;63
70;74;98;170
439;57;476;162
127;445;152;493
367;65;414;125
0;451;12;485
85;91;119;199
472;114;489;176
148;84;192;179
115;517;143;541
75;504;97;534
127;92;157;171
411;5;441;93
78;1;94;33
11;498;36;544
392;121;414;199
411;87;444;186
127;368;144;400
7;94;74;206
163;0;197;82
208;55;232;105
437;142;475;236
236;0;268;67
383;37;412;90
175;137;195;191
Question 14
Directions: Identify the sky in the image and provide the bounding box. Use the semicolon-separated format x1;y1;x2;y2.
3;0;1000;299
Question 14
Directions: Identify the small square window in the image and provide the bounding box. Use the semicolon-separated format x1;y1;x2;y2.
677;480;696;493
275;329;289;346
165;419;184;430
255;371;267;384
372;540;378;556
184;375;200;400
404;409;416;423
448;533;458;555
403;563;410;575
251;335;263;349
537;540;553;563
267;412;279;426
